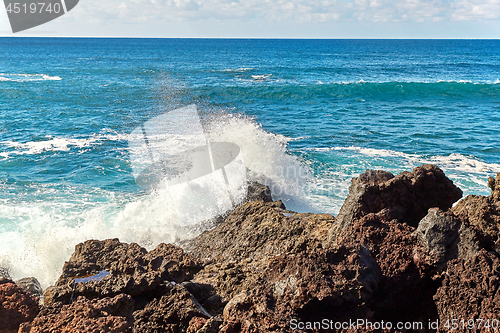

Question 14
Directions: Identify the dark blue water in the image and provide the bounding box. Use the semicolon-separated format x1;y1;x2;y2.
1;38;499;286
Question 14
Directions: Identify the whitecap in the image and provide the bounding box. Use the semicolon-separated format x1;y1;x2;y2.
0;73;62;82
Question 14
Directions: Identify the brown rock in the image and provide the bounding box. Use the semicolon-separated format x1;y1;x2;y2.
22;294;133;333
434;249;500;332
330;164;462;244
132;284;210;333
186;201;333;262
339;213;439;322
452;193;500;252
488;172;500;201
199;245;381;332
0;280;39;333
44;239;202;305
187;317;207;333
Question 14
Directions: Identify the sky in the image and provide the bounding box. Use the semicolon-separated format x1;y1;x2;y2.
0;0;499;38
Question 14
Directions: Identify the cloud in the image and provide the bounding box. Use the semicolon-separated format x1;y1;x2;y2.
74;0;500;26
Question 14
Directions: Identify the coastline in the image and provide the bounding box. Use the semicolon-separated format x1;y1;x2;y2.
1;164;500;332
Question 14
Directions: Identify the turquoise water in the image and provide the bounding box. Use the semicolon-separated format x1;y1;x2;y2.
1;38;499;285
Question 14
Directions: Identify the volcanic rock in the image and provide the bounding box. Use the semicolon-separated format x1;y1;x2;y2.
43;239;202;305
186;200;334;262
15;277;43;298
329;164;463;244
20;294;134;333
413;207;491;274
413;208;462;273
132;284;211;333
434;249;500;332
213;245;382;332
246;181;273;203
488;173;500;201
452;181;500;252
0;279;40;333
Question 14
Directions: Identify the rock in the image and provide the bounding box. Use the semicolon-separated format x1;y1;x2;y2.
413;208;462;273
44;239;202;305
132;284;210;333
246;181;273;203
329;165;462;243
187;317;208;333
196;317;222;333
21;294;134;333
197;245;382;332
434;250;500;332
0;280;40;333
0;266;11;279
11;167;496;332
452;193;500;252
413;208;491;273
488;173;500;201
186;201;333;262
334;212;439;323
15;277;43;298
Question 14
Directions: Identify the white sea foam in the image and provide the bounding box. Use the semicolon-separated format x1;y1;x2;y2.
0;113;314;288
305;146;499;210
313;146;500;175
252;74;273;81
0;132;129;159
221;68;254;72
0;73;62;82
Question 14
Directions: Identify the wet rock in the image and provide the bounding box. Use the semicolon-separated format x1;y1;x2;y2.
132;284;210;333
434;249;500;332
186;201;333;262
44;239;202;305
15;277;43;298
21;294;134;333
246;181;273;203
0;280;39;333
0;266;11;279
330;165;462;243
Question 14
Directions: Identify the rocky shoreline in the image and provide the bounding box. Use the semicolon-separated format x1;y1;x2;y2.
1;165;499;332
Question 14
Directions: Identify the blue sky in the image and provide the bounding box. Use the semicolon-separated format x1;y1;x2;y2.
1;0;499;38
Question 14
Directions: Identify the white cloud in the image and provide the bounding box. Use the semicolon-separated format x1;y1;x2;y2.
2;0;498;37
73;0;500;25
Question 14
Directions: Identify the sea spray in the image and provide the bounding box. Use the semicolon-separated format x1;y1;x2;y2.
0;110;315;288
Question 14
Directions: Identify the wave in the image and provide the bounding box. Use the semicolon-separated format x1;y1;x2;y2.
0;131;129;159
0;73;62;82
323;79;500;86
0;113;314;288
220;68;254;73
312;146;500;175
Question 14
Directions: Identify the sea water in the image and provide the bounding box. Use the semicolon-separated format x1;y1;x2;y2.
0;38;499;287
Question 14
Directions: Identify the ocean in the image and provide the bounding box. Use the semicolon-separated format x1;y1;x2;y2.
1;38;499;287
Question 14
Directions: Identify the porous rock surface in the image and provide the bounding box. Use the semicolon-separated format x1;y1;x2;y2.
434;249;500;333
0;279;39;333
452;173;500;252
329;164;463;244
7;170;500;333
43;239;203;305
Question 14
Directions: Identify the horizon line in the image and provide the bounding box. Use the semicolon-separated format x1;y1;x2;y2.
0;36;499;40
